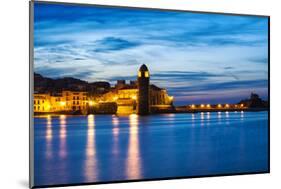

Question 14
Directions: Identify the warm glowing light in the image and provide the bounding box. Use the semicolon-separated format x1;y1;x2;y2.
129;114;138;128
113;96;118;101
59;115;67;158
127;114;141;179
225;111;230;119
85;114;98;181
46;116;53;158
207;104;211;108
200;112;204;122
112;115;119;126
169;96;174;101
241;111;244;118
200;104;205;108
138;71;142;77
59;115;66;138
240;104;244;107
217;104;222;108
225;104;230;108
191;104;195;108
46;104;51;111
60;101;66;106
46;116;52;141
132;95;137;100
191;113;195;120
145;71;149;78
112;115;119;138
89;101;96;106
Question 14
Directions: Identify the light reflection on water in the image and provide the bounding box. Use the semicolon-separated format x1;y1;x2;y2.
112;115;120;157
225;111;230;125
206;112;211;126
34;111;268;186
112;115;119;139
84;114;97;182
127;114;141;179
191;113;195;127
200;112;205;126
241;111;244;121
59;115;67;158
45;115;52;159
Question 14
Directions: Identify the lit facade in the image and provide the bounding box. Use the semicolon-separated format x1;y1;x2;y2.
34;65;174;114
34;91;87;113
34;94;51;112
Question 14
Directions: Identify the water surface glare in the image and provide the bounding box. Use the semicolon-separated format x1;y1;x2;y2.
34;111;269;186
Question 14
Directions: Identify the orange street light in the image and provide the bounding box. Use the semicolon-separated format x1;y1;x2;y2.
217;104;222;108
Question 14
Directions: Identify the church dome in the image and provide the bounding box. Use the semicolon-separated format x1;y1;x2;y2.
139;64;148;72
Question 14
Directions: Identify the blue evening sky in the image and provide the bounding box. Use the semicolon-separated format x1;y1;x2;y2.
34;2;268;105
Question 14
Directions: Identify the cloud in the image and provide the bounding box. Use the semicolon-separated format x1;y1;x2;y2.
92;37;140;52
224;66;234;70
152;71;227;82
168;79;267;93
33;2;269;104
248;57;268;64
35;65;100;80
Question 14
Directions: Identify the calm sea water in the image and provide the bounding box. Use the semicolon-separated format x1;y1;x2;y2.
34;111;269;186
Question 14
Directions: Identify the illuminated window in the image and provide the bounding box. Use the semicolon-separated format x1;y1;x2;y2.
138;71;142;77
145;71;149;77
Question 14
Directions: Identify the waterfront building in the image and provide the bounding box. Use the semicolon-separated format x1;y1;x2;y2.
33;64;174;114
115;80;126;89
34;91;87;113
62;91;87;111
33;94;51;112
116;87;138;114
149;85;174;112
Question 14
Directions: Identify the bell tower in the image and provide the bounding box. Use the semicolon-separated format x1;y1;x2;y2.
137;64;150;115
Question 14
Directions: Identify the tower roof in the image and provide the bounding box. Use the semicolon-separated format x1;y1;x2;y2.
139;64;148;72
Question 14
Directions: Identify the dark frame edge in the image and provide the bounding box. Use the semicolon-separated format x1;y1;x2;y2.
267;16;270;174
32;171;270;189
29;0;35;188
33;0;270;18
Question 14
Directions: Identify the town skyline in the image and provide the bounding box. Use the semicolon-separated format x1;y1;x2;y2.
34;3;269;105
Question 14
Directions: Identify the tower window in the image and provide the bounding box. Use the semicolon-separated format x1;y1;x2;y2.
138;71;142;77
145;71;149;77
